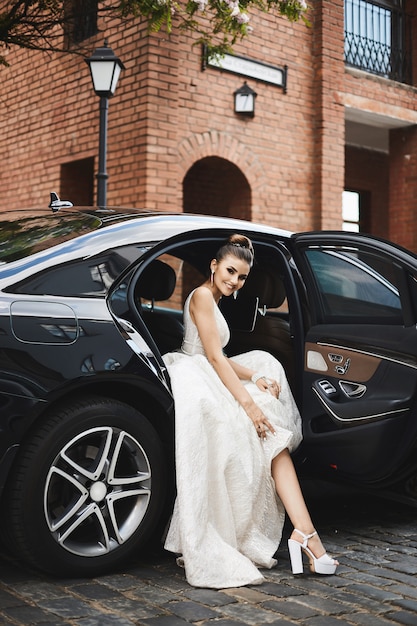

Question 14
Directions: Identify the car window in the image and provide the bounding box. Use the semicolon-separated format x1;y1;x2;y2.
304;246;403;324
7;245;148;297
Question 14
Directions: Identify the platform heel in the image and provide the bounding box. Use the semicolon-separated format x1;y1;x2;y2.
288;537;304;574
288;529;338;575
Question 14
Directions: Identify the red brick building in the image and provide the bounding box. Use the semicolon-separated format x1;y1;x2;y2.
1;1;417;250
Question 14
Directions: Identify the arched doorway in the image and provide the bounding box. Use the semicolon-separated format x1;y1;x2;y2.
183;156;251;220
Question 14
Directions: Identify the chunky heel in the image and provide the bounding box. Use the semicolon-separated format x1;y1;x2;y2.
288;538;304;574
288;529;338;576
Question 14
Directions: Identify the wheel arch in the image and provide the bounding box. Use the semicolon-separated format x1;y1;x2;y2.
47;379;172;443
64;379;176;447
0;377;175;501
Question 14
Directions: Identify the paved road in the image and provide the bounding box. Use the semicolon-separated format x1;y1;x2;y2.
1;482;417;625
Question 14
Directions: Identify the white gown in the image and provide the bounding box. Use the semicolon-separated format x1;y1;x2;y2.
163;291;303;588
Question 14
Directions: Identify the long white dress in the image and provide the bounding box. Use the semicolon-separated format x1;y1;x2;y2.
163;291;303;588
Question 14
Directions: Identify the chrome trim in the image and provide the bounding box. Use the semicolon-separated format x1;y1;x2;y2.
312;387;409;423
317;341;417;371
335;357;351;376
319;249;399;297
339;380;367;398
328;353;343;363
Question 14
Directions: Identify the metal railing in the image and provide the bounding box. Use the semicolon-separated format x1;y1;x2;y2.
344;0;412;84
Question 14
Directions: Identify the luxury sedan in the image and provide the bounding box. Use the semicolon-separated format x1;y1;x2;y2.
1;197;417;576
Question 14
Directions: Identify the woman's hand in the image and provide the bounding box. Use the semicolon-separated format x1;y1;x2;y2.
244;402;275;439
255;376;281;399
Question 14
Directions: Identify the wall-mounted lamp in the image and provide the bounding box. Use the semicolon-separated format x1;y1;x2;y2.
234;82;257;117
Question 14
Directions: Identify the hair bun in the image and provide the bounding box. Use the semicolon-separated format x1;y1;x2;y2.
228;234;253;252
214;233;254;267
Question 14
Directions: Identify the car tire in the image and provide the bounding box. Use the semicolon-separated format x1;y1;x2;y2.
2;396;167;576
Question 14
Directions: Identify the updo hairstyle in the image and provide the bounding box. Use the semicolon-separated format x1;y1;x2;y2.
215;234;254;268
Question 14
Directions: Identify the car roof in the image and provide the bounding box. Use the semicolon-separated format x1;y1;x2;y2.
0;206;293;245
0;207;293;287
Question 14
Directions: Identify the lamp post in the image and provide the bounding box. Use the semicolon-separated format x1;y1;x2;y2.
85;41;124;209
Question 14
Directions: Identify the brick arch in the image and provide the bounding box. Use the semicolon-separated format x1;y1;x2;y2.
183;156;251;220
178;130;267;194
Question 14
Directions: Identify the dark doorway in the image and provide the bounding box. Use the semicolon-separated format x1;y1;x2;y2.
183;157;251;220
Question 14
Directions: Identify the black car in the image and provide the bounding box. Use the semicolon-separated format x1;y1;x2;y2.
1;201;417;576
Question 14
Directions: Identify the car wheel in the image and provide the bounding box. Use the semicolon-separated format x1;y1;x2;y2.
2;396;167;576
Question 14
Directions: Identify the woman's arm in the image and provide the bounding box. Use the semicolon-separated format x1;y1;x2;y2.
227;358;253;381
189;287;275;435
228;359;280;397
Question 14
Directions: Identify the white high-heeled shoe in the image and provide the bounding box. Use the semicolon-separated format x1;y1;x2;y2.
288;529;338;575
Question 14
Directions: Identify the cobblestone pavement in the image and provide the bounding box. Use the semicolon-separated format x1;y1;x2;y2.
1;483;417;626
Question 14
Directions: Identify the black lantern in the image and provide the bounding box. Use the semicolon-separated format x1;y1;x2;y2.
234;82;257;117
85;40;124;98
85;41;125;208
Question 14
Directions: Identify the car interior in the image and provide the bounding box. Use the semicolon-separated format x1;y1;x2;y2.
132;238;298;391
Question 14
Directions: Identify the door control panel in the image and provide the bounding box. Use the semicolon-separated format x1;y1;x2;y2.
317;379;337;396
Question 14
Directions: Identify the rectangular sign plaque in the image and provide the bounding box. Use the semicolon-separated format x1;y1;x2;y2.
203;46;287;92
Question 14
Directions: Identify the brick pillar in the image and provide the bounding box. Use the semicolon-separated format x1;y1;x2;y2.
108;25;181;210
389;127;417;253
311;0;346;229
142;31;181;211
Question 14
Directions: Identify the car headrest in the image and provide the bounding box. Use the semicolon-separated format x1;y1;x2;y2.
241;266;286;308
136;260;176;301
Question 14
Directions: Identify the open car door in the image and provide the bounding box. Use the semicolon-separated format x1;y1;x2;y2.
292;233;417;490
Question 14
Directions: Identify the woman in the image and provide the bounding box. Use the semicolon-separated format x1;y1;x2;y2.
163;234;338;588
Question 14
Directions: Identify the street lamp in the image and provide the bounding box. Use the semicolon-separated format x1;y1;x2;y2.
85;40;125;208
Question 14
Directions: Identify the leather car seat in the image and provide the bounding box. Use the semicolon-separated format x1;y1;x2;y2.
135;259;184;354
223;265;295;388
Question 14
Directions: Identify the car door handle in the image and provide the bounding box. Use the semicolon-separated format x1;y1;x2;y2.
339;381;367;398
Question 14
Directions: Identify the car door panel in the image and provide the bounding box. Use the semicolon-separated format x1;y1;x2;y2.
301;328;417;482
305;337;416;423
291;235;417;484
306;341;381;382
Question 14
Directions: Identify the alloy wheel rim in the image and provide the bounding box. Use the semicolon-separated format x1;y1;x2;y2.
44;426;151;557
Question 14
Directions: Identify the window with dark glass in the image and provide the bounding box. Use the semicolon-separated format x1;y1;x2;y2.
7;246;148;297
60;158;95;207
344;0;411;83
64;0;98;45
305;246;403;324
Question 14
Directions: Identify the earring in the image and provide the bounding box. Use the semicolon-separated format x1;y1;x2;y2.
210;270;214;286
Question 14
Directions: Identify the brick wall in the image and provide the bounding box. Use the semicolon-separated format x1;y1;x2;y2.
1;2;417;249
390;126;417;251
311;0;346;230
0;7;319;233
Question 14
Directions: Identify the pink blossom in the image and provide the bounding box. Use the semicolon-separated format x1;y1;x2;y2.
236;12;249;23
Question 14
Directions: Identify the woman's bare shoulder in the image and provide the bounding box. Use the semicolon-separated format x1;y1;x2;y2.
191;285;212;299
190;286;213;310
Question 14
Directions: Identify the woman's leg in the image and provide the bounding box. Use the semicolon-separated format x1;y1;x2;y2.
271;448;332;558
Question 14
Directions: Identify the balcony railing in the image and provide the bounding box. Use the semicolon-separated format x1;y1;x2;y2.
344;0;412;84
